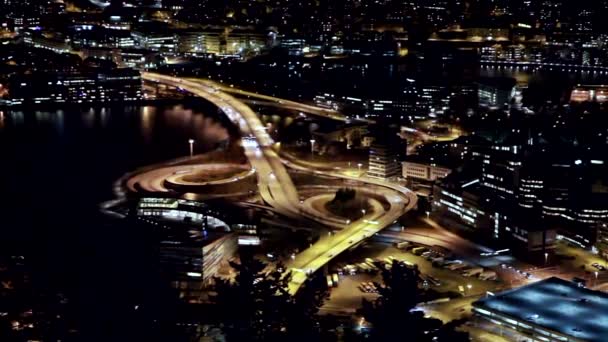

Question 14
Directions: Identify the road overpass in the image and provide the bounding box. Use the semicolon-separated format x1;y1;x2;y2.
141;72;417;294
186;78;352;122
142;72;311;222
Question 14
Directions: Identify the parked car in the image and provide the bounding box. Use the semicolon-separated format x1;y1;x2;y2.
412;247;429;256
479;271;497;281
462;267;484;277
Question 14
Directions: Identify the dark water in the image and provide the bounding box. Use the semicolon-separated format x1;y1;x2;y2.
0;104;228;339
0;105;228;241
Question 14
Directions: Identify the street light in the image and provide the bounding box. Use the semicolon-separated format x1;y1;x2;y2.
544;252;549;264
361;209;366;215
310;139;316;155
188;139;194;157
357;163;363;172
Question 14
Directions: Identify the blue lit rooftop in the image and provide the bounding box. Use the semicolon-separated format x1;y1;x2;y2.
473;277;608;342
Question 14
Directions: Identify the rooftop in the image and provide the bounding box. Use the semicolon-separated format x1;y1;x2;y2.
473;277;608;342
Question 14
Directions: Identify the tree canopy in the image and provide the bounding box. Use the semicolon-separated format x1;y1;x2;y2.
360;260;469;342
211;252;328;341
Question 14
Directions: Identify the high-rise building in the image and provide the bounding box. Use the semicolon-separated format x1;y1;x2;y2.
368;136;403;180
479;146;523;200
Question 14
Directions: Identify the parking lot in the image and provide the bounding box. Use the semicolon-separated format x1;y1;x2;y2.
321;243;504;314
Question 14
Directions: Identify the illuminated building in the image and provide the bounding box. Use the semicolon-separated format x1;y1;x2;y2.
69;26;135;49
177;28;223;55
432;178;492;234
368;142;402;180
314;92;410;120
22;31;70;54
177;31;210;54
596;222;608;260
517;156;608;248
132;25;177;52
176;28;267;56
433;172;556;254
135;198;257;299
6;15;40;32
280;37;308;56
478;146;522;200
368;131;405;180
225;29;267;55
402;160;451;182
467;27;510;41
473;277;608;342
477;77;517;108
570;85;608;103
3;69;142;106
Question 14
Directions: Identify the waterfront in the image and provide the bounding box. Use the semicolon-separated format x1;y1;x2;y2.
480;65;608;104
0;104;228;339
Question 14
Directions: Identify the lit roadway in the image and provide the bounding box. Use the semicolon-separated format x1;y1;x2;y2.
185;78;351;122
280;151;417;293
141;73;417;294
143;73;311;219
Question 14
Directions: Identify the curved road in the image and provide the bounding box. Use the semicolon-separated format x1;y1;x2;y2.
141;72;417;294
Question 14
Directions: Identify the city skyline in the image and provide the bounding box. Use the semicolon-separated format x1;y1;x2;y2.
1;0;608;341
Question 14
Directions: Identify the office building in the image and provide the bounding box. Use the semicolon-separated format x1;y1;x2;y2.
368;142;402;179
433;173;555;254
132;24;177;52
225;29;267;55
504;214;557;255
3;69;142;106
477;77;517;108
135;198;244;299
479;146;523;200
432;178;492;234
22;31;70;54
368;132;405;180
403;160;451;182
177;28;223;55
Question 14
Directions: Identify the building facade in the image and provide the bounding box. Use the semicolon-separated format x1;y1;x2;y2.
3;69;142;106
368;141;402;180
403;161;451;182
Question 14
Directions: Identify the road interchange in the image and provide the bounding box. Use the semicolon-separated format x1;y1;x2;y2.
141;72;417;294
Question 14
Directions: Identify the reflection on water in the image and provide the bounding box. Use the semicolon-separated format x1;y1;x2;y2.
0;104;236;308
0;104;230;203
141;106;155;143
480;65;608;85
0;105;230;150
